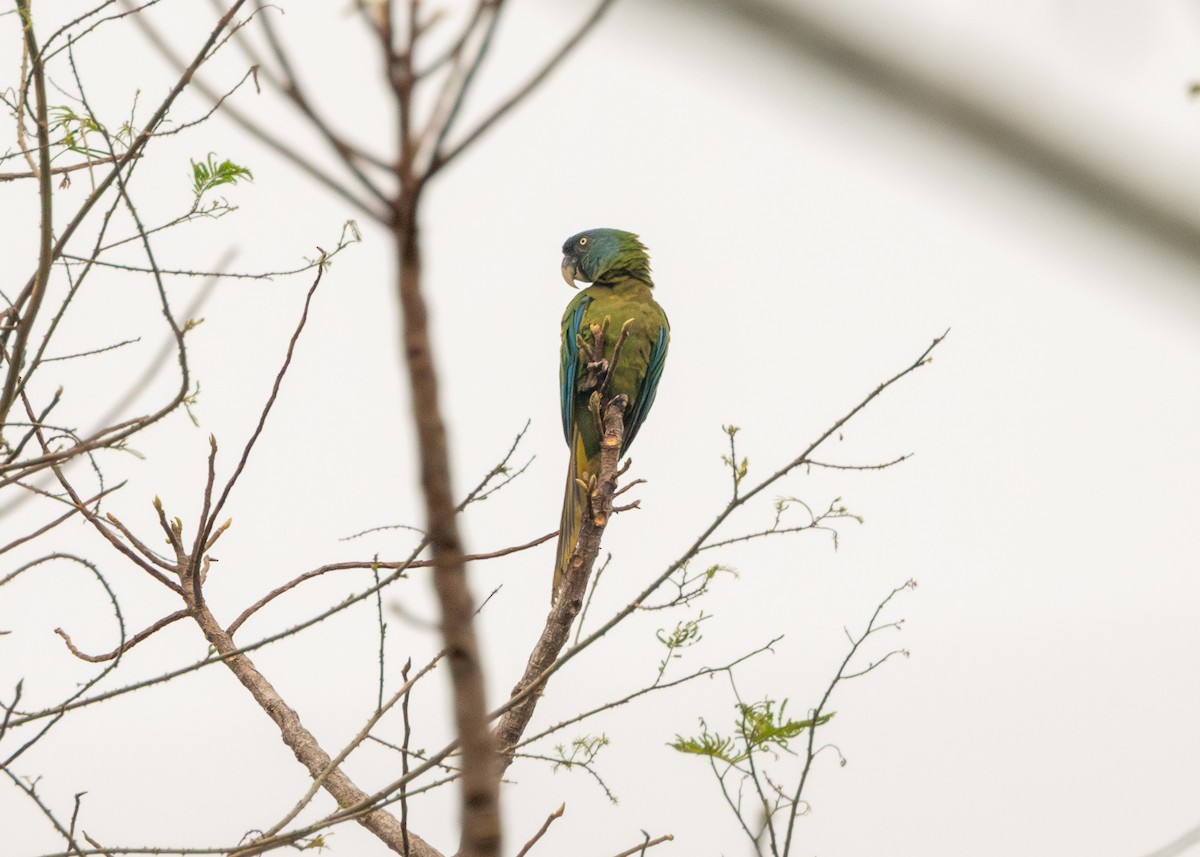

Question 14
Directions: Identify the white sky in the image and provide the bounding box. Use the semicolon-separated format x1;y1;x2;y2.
3;2;1200;856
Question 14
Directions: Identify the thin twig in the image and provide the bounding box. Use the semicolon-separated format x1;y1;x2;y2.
249;0;391;202
516;639;780;751
226;529;554;636
513;803;564;857
431;0;618;175
1;0;56;427
3;769;86;855
0;151;134;182
0;483;122;556
416;0;504;175
55;610;189;663
804;454;912;471
400;657;414;857
608;833;674;857
249;653;442;844
780;582;915;856
199;260;325;549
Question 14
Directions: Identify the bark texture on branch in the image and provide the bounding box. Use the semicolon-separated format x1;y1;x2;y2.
394;207;499;857
493;392;629;770
178;577;443;857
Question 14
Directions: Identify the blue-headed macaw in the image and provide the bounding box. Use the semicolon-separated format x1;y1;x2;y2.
554;228;669;600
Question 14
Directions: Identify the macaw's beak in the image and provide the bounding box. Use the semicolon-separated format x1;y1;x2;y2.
561;255;580;289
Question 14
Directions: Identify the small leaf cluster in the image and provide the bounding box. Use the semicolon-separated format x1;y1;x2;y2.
670;699;834;766
49;106;103;157
721;424;749;489
48;105;140;159
191;152;254;198
642;561;737;612
552;733;610;773
655;612;710;682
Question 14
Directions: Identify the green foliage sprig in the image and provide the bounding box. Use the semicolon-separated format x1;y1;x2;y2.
670;699;833;766
190;152;253;198
655;611;711;683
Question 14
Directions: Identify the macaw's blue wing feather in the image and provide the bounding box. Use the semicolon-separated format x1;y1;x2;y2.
560;294;592;444
623;322;669;452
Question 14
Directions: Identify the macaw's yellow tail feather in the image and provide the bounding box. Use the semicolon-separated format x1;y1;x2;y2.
552;430;592;602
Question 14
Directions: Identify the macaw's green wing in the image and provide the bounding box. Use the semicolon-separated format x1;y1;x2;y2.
623;322;669;452
560;293;593;444
554;427;589;599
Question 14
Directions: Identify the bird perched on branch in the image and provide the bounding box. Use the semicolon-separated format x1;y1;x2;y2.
554;228;669;600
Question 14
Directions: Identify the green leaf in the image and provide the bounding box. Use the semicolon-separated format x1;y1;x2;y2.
669;729;740;765
191;152;254;198
671;701;836;767
656;612;709;652
738;698;834;756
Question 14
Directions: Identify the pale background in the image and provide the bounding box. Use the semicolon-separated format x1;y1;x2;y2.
2;1;1199;856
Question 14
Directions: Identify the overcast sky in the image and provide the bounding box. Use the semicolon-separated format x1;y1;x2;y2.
3;2;1200;856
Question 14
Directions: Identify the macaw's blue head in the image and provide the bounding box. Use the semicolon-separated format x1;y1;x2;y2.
560;228;653;288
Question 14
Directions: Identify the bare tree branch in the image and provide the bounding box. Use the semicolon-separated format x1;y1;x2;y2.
514;803;565;857
608;833;675;857
226;529;554;637
780;581;915;856
430;0;618;176
0;0;56;427
0;151;133;182
55;610;188;663
393;207;500;857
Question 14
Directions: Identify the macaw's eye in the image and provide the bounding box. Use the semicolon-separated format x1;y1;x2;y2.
579;237;588;246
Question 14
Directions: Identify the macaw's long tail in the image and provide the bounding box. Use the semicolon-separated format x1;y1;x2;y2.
553;429;593;602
